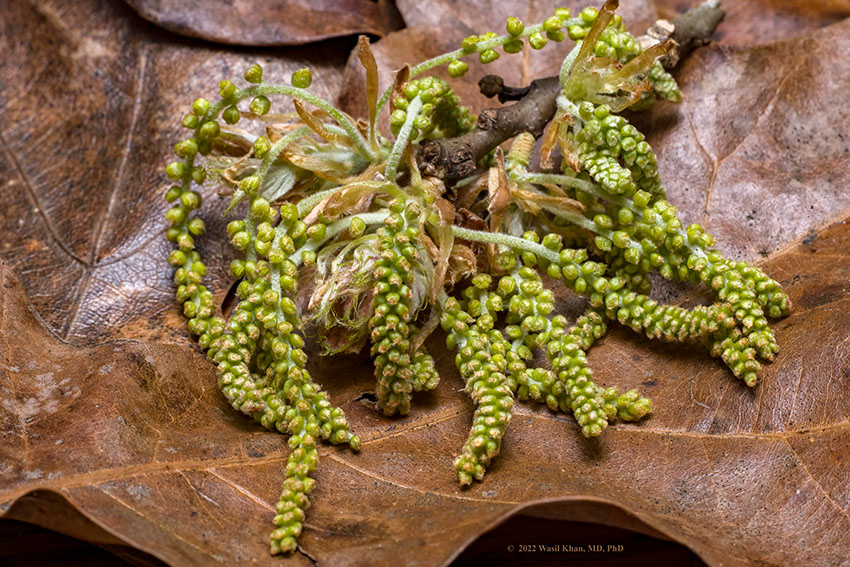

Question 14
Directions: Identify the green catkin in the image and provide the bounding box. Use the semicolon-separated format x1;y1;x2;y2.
165;4;789;556
441;276;515;485
368;201;422;416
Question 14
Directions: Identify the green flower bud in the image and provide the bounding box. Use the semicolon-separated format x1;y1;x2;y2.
254;136;272;158
448;59;469;77
232;231;250;250
256;222;275;242
244;63;264;84
241;175;261;195
349;216;366;237
180;191;201;209
174;138;198;159
555;7;570;20
479;49;499;64
191;166;207;185
503;39;524;54
227;220;246;237
581;6;598;22
188;218;205;236
168;249;187;267
198;120;220;141
191;97;210;116
543;16;561;33
567;25;586;41
219;79;238;98
506;17;524;36
249;95;271;115
222;105;241;125
166;186;182;203
250;197;271;219
546;29;565;42
291;67;312;89
390;109;407;127
461;35;479;52
612;231;630;249
529;32;547;50
165;161;185;180
307;223;326;241
301;250;317;266
182;113;199;129
402;83;420;100
595;236;612;252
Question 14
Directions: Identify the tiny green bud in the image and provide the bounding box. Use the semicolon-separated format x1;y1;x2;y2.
191;166;206;185
253;136;272;157
249;95;271;115
219;80;237;98
198;120;220;141
447;59;469;78
168;249;187;266
506;17;524;36
250;197;271;219
230;259;245;278
182;113;199;129
567;25;586;41
390;109;407;126
291;67;312;89
543;16;561;33
165;206;185;225
188;218;205;235
461;35;479;52
555;7;570;20
174;138;198;159
479;49;499;64
307;223;326;241
231;231;250;251
546;29;565;42
222;105;241;125
349;217;366;238
240;175;261;194
503;38;524;54
403;83;420;100
529;32;547;50
244;63;263;84
301;250;317;266
191;97;210;117
581;6;598;22
165;161;185;180
180;191;201;209
165;186;182;203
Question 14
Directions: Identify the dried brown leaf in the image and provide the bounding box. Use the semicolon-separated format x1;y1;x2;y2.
123;0;403;46
2;1;850;566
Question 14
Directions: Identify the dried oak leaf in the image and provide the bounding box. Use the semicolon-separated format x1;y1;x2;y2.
1;1;850;566
1;216;849;566
0;0;350;346
653;0;850;46
122;0;403;47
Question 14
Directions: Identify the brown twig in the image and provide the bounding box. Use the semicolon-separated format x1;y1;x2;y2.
417;0;725;184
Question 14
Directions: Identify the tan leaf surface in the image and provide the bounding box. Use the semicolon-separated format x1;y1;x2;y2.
1;1;849;566
0;0;349;346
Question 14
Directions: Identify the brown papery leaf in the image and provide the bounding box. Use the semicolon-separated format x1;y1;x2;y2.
123;0;403;46
0;0;348;346
2;1;850;566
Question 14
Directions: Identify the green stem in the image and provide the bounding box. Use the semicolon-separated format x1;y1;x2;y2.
376;18;585;115
209;85;375;160
451;225;560;264
385;95;422;182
